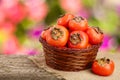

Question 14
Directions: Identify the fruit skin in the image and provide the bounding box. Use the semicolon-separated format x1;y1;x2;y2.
68;16;88;31
41;28;49;40
57;13;74;27
68;31;88;49
41;31;46;40
86;27;104;44
87;43;91;48
92;58;114;76
46;25;69;47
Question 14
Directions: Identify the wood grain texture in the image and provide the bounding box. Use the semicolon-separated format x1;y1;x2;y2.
0;55;60;80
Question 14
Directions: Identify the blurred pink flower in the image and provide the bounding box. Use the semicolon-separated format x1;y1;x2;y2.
116;5;120;15
0;9;6;25
1;21;16;34
1;0;18;9
59;0;82;13
78;9;90;19
0;22;15;43
4;4;26;24
2;36;20;55
0;21;18;55
100;34;119;51
18;47;39;55
28;49;38;55
28;24;44;39
100;35;111;49
24;0;48;22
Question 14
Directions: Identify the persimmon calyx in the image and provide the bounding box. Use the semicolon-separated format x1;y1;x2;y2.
51;27;63;40
70;33;82;45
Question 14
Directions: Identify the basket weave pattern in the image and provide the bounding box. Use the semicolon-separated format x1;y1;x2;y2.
39;37;101;71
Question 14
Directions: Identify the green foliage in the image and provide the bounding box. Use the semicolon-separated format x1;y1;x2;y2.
15;18;36;43
88;17;100;27
99;11;119;34
45;0;65;25
88;10;119;34
82;0;96;8
15;22;26;43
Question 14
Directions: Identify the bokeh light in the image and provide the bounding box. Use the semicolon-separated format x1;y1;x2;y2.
0;0;120;55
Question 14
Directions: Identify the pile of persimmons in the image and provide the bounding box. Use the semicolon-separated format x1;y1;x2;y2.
41;13;104;49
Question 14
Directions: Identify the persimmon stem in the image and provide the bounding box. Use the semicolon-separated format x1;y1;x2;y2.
93;27;103;34
73;16;84;23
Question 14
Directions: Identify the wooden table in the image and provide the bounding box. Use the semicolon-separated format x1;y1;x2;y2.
0;55;60;80
0;51;119;80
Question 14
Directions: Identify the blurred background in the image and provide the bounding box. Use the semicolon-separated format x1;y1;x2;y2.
0;0;120;55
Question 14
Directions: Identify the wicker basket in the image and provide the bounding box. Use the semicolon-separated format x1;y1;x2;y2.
39;37;101;71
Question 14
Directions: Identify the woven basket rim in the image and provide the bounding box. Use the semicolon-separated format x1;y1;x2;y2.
39;37;101;53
